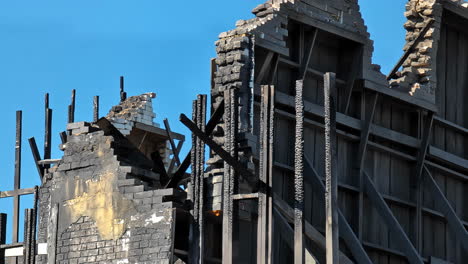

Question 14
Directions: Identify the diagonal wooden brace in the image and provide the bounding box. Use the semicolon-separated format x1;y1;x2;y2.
179;114;255;182
165;99;225;188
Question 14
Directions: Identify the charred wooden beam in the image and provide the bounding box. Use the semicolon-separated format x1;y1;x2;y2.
13;111;22;245
343;47;364;114
222;88;238;264
266;84;275;263
168;140;184;175
68;89;76;124
294;80;305;264
120;76;127;102
47;203;59;264
299;29;318;80
60;131;67;144
0;188;35;199
257;85;274;264
179;115;254;182
164;119;181;167
304;155;373;264
357;92;379;240
415;112;434;252
272;193;354;264
23;209;35;264
0;213;6;262
423;166;468;251
257;85;267;264
44;108;52;171
166;99;224;188
189;100;200;264
28;138;44;179
256;52;275;85
324;73;339;264
93;96;99;122
197;94;207;264
363;172;423;264
387;19;435;80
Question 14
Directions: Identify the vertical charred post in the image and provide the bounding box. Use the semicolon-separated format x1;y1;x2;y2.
294;80;305;264
93;96;99;122
0;214;6;261
197;95;207;263
13;111;22;245
189;99;200;264
324;72;339;264
44;93;52;171
222;88;238;264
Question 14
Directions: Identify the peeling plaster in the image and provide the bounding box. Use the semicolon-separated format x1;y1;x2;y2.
64;171;136;240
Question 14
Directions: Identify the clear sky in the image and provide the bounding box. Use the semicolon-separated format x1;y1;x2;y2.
0;0;408;242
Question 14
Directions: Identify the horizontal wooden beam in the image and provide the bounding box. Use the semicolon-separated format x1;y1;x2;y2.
135;122;185;141
231;193;259;200
272;91;468;175
362;79;438;113
37;159;61;166
0;188;36;198
279;57;346;85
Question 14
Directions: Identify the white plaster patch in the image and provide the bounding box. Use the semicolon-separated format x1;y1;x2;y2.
121;231;130;251
145;213;165;226
115;260;129;264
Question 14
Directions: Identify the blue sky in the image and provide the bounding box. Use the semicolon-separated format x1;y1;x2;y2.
0;0;407;242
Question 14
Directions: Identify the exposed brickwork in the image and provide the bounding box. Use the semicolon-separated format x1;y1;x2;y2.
390;0;468;103
35;95;186;264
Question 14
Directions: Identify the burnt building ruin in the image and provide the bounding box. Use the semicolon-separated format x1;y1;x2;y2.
1;0;468;263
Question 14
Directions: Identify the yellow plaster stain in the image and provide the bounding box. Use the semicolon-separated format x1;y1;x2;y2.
64;172;135;240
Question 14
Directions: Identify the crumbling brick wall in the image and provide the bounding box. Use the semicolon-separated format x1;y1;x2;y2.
36;95;185;264
390;0;468;103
